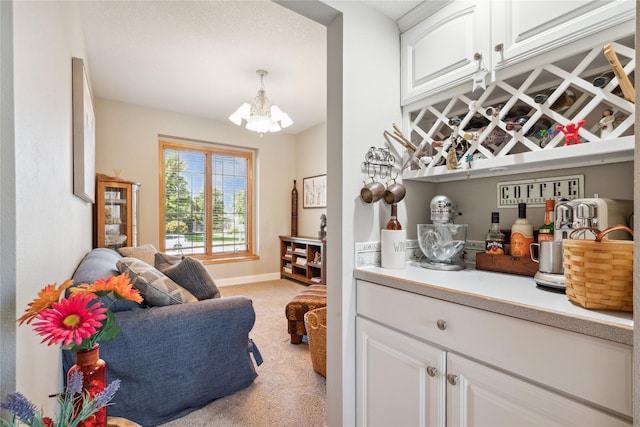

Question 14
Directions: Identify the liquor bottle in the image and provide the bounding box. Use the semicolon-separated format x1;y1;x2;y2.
537;199;555;243
510;203;534;257
386;203;402;230
485;212;505;255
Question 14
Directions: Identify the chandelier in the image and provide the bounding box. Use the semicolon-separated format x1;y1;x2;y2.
229;69;293;134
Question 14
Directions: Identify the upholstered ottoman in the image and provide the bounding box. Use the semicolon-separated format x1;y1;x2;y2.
285;284;327;344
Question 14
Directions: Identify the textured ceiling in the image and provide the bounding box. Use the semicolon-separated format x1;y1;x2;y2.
78;1;421;135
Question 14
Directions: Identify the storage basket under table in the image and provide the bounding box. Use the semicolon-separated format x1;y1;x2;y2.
562;225;633;312
304;306;327;377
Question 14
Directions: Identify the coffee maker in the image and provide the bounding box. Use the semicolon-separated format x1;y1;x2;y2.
554;196;633;240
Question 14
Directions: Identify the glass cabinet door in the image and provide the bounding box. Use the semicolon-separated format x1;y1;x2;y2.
103;184;129;249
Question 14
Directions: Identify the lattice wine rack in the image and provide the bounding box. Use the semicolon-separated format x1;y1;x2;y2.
401;35;635;182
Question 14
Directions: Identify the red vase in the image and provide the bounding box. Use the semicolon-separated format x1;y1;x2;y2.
67;345;107;427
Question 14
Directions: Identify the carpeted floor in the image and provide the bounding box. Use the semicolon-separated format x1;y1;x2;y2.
158;279;327;427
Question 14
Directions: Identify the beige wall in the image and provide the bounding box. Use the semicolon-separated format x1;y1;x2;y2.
295;123;328;238
94;99;303;283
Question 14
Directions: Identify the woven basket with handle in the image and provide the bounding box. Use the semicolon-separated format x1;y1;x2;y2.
563;225;633;312
304;306;326;377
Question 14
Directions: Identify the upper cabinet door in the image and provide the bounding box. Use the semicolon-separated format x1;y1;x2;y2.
492;0;636;70
401;1;491;106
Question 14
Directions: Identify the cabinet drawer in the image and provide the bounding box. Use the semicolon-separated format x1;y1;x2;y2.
356;280;633;418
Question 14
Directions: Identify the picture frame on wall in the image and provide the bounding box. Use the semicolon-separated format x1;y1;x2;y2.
303;174;327;208
72;57;96;203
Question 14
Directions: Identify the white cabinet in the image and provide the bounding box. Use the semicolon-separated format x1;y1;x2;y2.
491;0;635;70
401;1;490;105
356;280;633;425
401;0;635;104
356;317;445;427
447;353;630;427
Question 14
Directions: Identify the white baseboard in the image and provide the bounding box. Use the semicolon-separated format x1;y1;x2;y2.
217;272;281;287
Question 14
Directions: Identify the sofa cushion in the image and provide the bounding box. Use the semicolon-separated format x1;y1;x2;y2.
117;257;197;306
118;244;157;266
160;257;221;300
154;252;184;271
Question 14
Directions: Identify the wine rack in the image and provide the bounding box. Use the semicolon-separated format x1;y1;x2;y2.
401;35;635;182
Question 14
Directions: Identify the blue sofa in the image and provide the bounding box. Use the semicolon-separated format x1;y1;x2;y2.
62;248;262;426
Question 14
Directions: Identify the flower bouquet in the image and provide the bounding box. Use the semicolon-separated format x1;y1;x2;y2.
18;274;143;352
8;274;143;426
0;371;119;427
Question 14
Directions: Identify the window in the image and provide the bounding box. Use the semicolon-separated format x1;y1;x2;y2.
159;141;257;262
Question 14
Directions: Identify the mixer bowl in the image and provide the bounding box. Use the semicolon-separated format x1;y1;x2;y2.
417;223;468;270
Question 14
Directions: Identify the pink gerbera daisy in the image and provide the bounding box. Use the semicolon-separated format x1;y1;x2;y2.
33;293;107;347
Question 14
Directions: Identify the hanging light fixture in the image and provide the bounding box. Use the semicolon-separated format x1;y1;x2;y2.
229;69;293;134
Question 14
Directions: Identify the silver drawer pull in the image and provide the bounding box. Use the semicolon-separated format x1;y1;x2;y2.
426;366;437;377
447;374;458;385
436;319;447;330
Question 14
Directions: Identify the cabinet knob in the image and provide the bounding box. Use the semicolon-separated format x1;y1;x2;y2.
436;319;447;330
426;366;438;377
447;374;458;386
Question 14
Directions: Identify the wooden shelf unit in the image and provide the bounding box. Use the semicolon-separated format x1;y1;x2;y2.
279;236;325;285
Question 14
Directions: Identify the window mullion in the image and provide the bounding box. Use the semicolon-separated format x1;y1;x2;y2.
205;152;213;256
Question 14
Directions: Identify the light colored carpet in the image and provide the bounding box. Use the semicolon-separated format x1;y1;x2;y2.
158;279;327;427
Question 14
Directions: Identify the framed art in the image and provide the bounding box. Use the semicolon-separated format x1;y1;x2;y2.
303;174;327;208
72;57;96;203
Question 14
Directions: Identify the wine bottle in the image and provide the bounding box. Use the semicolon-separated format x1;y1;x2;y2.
386;203;402;230
534;88;576;113
537;199;555;243
510;203;534;257
485;212;505;255
381;203;405;269
593;71;615;88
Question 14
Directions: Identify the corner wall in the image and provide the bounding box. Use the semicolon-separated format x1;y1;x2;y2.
7;0;93;413
295;122;327;238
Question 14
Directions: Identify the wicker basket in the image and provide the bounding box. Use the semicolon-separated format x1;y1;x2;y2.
304;306;326;377
563;225;634;312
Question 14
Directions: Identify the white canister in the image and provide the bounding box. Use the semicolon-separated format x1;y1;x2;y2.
381;229;406;269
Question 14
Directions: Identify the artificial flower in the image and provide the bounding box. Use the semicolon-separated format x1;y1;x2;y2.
33;293;107;347
18;273;143;352
70;274;143;304
17;280;73;326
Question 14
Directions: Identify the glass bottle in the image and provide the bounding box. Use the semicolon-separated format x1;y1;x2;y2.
67;345;107;427
538;199;555;243
534;88;576;113
510;203;534;257
485;212;505;255
386;203;402;230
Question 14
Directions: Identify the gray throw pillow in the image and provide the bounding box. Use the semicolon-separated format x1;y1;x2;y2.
154;252;184;271
117;257;197;306
160;256;221;300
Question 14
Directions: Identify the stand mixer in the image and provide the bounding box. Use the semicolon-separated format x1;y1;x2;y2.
417;195;468;271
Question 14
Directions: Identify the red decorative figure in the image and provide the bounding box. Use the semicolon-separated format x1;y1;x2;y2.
556;120;586;146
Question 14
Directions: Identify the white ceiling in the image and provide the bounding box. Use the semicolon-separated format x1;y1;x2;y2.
78;0;422;135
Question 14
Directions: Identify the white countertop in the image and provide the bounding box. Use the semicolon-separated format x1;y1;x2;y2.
354;263;633;345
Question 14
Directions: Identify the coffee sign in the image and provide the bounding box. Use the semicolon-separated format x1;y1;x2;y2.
497;175;584;208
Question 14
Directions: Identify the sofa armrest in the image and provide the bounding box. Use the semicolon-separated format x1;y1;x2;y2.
63;296;259;426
